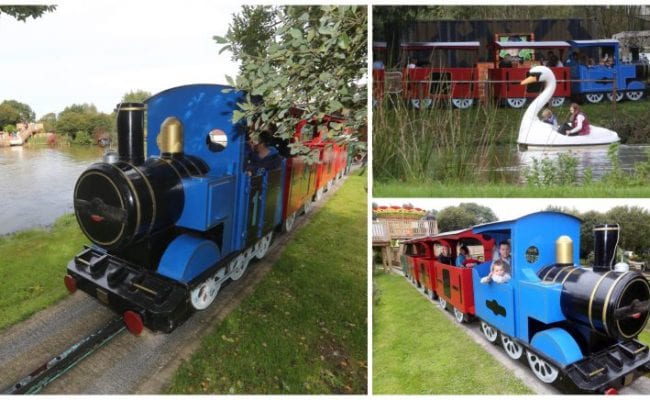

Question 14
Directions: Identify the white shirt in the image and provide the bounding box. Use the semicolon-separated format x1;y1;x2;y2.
480;273;512;284
568;114;586;134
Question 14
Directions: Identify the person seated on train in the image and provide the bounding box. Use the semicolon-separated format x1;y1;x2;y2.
407;58;417;69
456;245;479;267
558;103;590;136
372;59;385;70
600;54;613;67
438;246;453;265
246;130;283;176
498;54;513;68
565;51;579;67
480;259;511;284
546;53;563;68
456;245;469;267
493;241;512;266
541;108;559;129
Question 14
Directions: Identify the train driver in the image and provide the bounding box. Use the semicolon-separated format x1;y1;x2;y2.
492;240;512;272
246;130;283;176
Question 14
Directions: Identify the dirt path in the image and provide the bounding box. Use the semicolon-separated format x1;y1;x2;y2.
0;175;350;394
395;270;650;395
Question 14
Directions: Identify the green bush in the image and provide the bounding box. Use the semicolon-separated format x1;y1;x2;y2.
3;124;16;133
72;130;93;145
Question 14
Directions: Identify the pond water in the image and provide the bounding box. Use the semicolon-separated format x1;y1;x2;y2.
0;145;103;235
489;144;650;183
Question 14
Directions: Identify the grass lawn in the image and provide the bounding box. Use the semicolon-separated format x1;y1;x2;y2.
373;181;650;198
0;214;86;331
373;272;532;395
166;172;368;394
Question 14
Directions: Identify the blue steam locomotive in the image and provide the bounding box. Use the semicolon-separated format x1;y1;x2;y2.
403;211;650;393
65;84;309;334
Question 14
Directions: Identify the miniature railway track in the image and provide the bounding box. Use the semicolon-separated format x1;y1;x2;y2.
3;317;125;394
397;270;650;395
0;174;351;394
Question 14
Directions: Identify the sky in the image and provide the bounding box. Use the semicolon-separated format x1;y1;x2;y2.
0;0;244;119
373;198;650;221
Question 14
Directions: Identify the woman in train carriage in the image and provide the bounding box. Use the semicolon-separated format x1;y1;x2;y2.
438;245;453;265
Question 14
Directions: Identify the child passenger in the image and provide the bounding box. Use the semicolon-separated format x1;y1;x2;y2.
480;259;511;284
541;108;558;129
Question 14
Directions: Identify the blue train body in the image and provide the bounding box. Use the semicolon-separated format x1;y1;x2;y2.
66;84;293;333
568;40;646;103
404;211;650;392
145;84;285;283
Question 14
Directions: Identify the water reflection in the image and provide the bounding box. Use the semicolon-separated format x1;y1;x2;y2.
0;145;102;235
488;145;650;183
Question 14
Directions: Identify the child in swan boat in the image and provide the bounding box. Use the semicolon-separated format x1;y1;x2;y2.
559;103;591;136
541;108;558;129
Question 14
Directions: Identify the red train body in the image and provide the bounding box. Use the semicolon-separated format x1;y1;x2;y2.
372;36;593;109
404;229;495;322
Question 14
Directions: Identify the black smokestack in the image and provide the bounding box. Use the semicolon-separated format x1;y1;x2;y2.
115;102;145;165
593;224;619;271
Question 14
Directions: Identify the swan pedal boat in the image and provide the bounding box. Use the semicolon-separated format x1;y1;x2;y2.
518;65;619;150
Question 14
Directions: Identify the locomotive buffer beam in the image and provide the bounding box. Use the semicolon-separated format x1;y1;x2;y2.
3;316;125;394
565;339;650;392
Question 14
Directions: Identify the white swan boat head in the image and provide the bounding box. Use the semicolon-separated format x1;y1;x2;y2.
517;65;619;150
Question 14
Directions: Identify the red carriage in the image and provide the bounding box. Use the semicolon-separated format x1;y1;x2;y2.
372;41;387;105
403;228;495;322
281;114;349;232
400;41;481;109
489;39;571;108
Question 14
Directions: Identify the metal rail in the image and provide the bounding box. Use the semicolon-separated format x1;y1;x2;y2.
3;316;125;394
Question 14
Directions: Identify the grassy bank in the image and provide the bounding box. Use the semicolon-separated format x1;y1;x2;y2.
0;214;86;331
166;173;367;394
373;272;532;394
374;181;650;197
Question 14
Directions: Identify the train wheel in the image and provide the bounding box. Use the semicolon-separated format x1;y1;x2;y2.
451;98;474;109
302;200;312;215
229;254;249;281
438;296;447;310
284;212;296;232
606;92;624;102
421;99;433;109
326;180;333;192
410;99;421;109
255;232;273;259
584;93;604;104
430;290;438;300
453;308;465;323
506;98;526;108
626;91;644;101
526;351;559;384
550;97;565;107
501;334;524;360
315;187;324;201
190;268;225;310
480;321;499;343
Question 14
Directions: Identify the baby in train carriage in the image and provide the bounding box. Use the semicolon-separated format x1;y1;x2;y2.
480;259;511;284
